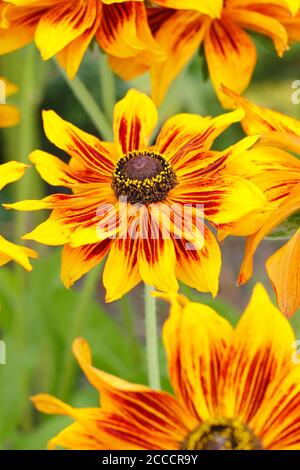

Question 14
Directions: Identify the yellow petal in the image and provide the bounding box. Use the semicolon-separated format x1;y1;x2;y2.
0;161;27;190
154;0;224;18
0;104;20;128
0;235;37;271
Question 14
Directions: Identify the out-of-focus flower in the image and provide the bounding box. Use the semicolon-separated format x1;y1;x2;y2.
110;0;300;106
0;76;19;127
0;0;165;79
33;284;300;450
0;162;37;270
219;86;300;317
5;89;267;301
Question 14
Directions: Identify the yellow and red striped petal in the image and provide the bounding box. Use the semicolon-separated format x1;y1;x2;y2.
149;10;209;106
174;225;221;297
158;292;233;422
72;338;191;449
227;0;300;16
155;108;245;167
0;161;28;189
61;240;112;289
42;110;117;174
204;18;257;108
97;2;164;64
154;0;223;18
219;283;295;424
238;184;300;284
113;89;158;156
0;235;37;271
0;103;20;128
0;3;38;54
103;238;140;302
266;229;300;318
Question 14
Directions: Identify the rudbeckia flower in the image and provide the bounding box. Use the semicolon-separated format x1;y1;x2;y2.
219;87;300;317
110;0;299;106
4;89;266;302
0;0;164;79
0;162;37;270
32;284;300;450
0;76;19;127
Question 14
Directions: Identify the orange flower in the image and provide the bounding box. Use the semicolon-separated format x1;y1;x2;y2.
0;0;164;79
32;284;300;450
219;87;300;317
0;76;19;127
110;0;299;106
0;162;37;270
4;89;267;302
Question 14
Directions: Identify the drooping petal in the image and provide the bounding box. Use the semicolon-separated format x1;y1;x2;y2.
204;18;257;108
72;338;191;449
61;239;112;289
0;235;37;271
155;108;245;167
266;229;300;318
238;184;300;284
157;292;233;422
174;225;221;297
149;9;209;105
0;161;28;189
42;110;117;174
219;283;295;424
103;236;140;303
113;89;158;156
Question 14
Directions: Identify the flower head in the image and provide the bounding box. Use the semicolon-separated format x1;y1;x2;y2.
219;87;300;317
0;0;164;79
110;0;300;106
0;162;37;270
32;284;300;450
6;89;267;301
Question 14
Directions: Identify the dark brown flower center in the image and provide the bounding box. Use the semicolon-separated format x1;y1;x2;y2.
182;418;264;451
112;150;177;205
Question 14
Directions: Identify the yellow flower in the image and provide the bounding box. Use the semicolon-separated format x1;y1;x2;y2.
0;76;19;127
32;284;300;450
219;87;300;318
0;162;37;270
0;0;164;79
110;0;299;106
5;89;266;302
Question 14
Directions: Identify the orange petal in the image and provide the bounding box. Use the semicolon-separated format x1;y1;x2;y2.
266;229;300;318
219;283;295;424
157;292;233;422
0;103;20;128
113;89;158;156
204;18;257;108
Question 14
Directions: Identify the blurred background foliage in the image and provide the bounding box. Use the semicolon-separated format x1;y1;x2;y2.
0;37;300;449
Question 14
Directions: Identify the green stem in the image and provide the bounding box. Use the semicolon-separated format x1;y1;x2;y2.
144;284;161;390
55;60;113;141
98;50;116;125
59;266;100;400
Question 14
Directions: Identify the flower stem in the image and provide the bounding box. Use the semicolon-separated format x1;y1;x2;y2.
98;50;116;125
55;60;113;141
144;284;161;390
59;266;100;400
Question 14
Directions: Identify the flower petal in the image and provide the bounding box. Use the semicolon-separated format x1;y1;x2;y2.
266;229;300;318
154;0;223;18
0;161;28;190
0;235;37;271
204;18;257;108
157;292;233;421
61;240;112;289
0;104;20;128
227;0;300;16
149;9;209;105
113;89;158;156
220;283;296;424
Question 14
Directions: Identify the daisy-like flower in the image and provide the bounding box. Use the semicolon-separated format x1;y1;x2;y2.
4;89;267;302
32;284;300;450
0;0;164;79
218;87;300;317
110;0;299;106
0;76;19;127
0;162;37;270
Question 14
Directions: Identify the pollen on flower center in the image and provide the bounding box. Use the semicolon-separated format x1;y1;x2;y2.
182;418;264;451
112;150;177;205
